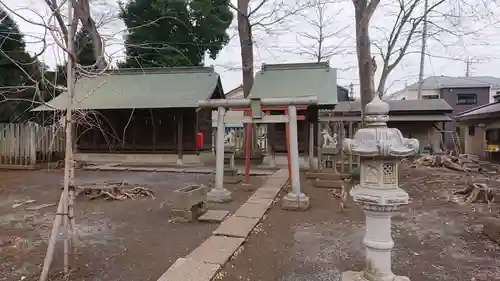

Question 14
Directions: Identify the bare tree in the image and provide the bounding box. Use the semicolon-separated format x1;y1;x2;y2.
1;0;107;280
372;0;445;96
232;0;310;97
371;0;500;96
352;0;380;110
294;0;350;63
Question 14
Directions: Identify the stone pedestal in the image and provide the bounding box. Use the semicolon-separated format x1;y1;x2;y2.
206;188;232;203
281;192;309;211
341;96;419;281
171;185;209;222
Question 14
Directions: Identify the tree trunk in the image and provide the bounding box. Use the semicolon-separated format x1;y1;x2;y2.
237;0;254;98
355;10;374;110
377;67;389;97
237;0;258;157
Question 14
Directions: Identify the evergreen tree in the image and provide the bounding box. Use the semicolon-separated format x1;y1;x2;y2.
75;26;98;67
0;7;48;121
118;0;232;68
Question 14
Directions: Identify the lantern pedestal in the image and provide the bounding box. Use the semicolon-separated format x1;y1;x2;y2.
341;96;419;281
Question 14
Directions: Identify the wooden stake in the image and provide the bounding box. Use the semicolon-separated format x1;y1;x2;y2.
38;192;64;281
39;1;76;280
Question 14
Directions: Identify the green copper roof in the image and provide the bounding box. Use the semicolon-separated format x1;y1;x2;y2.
248;62;338;105
32;67;223;111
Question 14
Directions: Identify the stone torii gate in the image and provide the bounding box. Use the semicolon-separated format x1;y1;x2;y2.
198;96;318;210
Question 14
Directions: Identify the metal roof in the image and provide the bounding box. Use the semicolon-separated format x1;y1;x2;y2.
406;76;500;90
333;99;453;113
248;62;338;105
32;67;223;111
384;76;500;100
320;115;451;122
456;101;500;120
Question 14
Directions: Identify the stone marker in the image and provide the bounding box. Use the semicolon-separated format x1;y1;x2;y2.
341;95;419;281
187;236;244;265
170;185;208;222
157;258;220;281
198;210;230;222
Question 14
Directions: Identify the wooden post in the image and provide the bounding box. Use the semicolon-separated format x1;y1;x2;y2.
177;111;184;165
29;123;36;166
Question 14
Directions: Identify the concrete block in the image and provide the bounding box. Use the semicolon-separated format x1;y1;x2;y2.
281;192;309;211
171;203;206;223
206;187;232;203
198;210;230;222
213;216;260;238
314;178;344;189
171;185;208;211
187;236;244;265
483;217;500;245
341;271;410;281
157;258;220;281
234;202;268;219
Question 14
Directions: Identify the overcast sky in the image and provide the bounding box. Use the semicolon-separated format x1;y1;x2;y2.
2;0;500;97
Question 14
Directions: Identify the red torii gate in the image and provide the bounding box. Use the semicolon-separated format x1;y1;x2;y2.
229;106;307;184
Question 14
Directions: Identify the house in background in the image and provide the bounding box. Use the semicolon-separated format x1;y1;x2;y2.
32;67;224;164
456;93;500;160
332;99;453;153
385;76;500;150
212;84;244;128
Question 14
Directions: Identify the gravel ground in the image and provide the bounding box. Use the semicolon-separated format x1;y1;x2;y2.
217;163;500;281
0;169;265;281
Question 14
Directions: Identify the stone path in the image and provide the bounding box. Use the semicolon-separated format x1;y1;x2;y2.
156;169;288;281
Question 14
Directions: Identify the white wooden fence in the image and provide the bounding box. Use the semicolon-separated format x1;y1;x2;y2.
0;122;65;166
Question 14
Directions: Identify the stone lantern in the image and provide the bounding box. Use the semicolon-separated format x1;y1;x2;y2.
341;95;419;281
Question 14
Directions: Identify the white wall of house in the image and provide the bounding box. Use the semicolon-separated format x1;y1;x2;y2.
490;87;500;103
212;86;245;128
388;88;440;100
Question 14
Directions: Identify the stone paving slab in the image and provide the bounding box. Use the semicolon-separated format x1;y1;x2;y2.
213;216;260;238
157;258;220;281
251;187;281;200
198;210;230;222
187;236;245;265
245;196;274;208
233;202;269;219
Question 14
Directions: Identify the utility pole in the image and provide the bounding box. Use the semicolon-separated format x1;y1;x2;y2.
417;0;429;100
349;82;354;101
465;58;471;77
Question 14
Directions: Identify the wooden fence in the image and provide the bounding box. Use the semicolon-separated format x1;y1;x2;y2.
0;123;65;167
